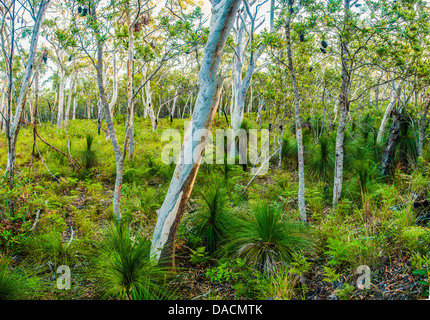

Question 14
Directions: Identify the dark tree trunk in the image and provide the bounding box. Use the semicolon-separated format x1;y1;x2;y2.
380;110;404;176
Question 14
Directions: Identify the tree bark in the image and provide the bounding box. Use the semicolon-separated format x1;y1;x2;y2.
377;82;401;144
109;47;118;119
380;110;404;175
332;0;351;211
126;9;135;158
151;0;241;267
231;1;265;130
72;97;76;120
418;99;430;158
56;53;65;131
285;7;306;223
4;0;51;181
65;65;77;130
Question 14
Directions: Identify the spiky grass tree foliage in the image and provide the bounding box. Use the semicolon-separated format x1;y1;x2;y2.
239;118;253;134
394;120;418;168
222;201;313;275
307;135;334;182
191;180;230;255
93;222;172;300
81;134;97;169
281;136;298;166
0;262;27;300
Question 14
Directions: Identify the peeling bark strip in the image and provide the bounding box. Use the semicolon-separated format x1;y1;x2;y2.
151;0;242;267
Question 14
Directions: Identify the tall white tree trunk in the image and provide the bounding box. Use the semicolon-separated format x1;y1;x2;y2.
126;10;135;158
109;48;118;119
56;59;65;131
151;0;241;267
65;66;77;130
285;6;306;223
143;67;157;131
87;99;91;120
170;89;178;122
332;0;351;211
72;97;76;120
230;1;265;130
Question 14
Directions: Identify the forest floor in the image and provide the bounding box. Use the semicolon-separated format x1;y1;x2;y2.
1;116;429;300
171;256;426;300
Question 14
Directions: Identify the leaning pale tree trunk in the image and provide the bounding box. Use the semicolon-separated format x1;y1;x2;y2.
285;7;306;223
376;81;401;144
4;0;51;181
151;0;242;267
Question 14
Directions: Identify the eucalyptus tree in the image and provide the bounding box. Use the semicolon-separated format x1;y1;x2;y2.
367;0;430;174
151;0;242;267
230;0;270;130
43;18;69;131
305;0;400;210
274;0;319;223
1;0;51;184
69;0;205;221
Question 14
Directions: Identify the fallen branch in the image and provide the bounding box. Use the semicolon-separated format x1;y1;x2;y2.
36;144;60;182
29;209;41;231
65;226;74;248
35;127;81;169
244;145;281;192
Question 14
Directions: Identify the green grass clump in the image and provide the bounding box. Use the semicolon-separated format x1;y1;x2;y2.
0;262;29;300
81;134;97;169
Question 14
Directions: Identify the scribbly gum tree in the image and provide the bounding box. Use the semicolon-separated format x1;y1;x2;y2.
151;0;242;268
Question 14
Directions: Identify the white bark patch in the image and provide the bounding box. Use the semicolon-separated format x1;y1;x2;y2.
152;191;183;261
